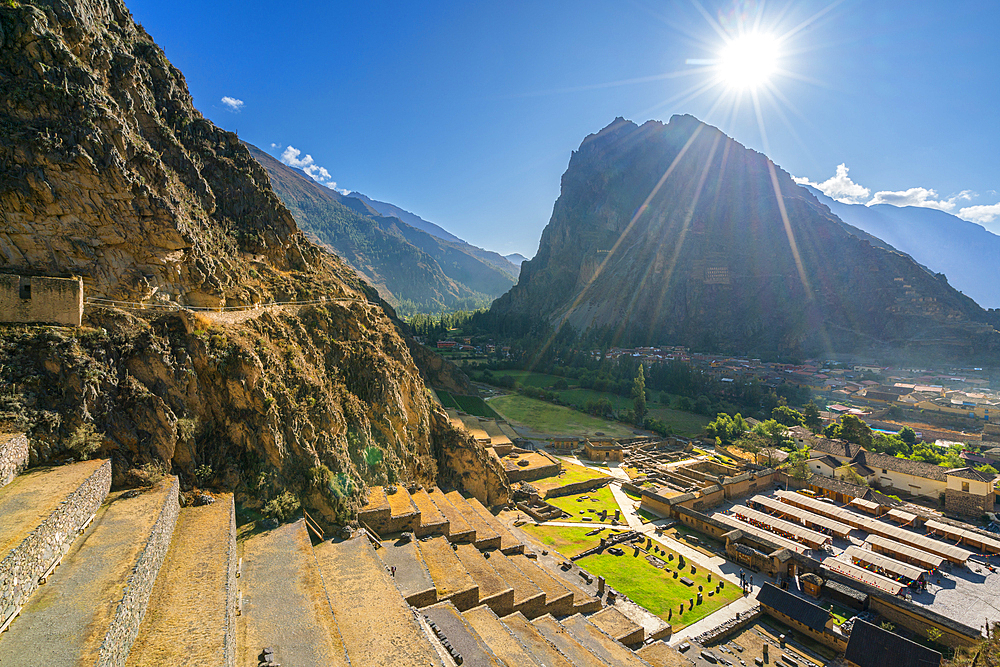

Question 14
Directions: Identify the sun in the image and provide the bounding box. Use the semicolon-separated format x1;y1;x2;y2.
717;33;780;91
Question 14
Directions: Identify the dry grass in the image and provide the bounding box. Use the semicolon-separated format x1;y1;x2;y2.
126;495;233;665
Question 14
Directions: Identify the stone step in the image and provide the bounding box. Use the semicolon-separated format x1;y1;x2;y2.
587;605;645;647
0;459;110;625
125;493;237;666
357;485;391;531
509;553;574;617
0;478;179;666
422;600;505;667
384;485;421;533
561;614;652;667
543;559;604;614
454;543;515;617
461;604;545;667
445;490;501;550
410;487;449;537
314;535;442;666
636;641;695;667
500;611;575;667
465;495;524;555
481;549;547;619
530;614;611;667
238;519;350;667
426;487;476;543
377;536;438;607
416;535;480;611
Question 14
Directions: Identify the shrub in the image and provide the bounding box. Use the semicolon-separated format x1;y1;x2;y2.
262;491;300;522
194;464;213;486
67;423;103;460
142;460;167;485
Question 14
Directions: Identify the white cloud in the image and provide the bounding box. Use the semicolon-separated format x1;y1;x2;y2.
279;145;341;189
866;187;973;212
958;203;1000;225
221;96;244;112
793;164;871;204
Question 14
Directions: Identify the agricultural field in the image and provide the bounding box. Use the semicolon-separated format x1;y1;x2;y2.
487;370;567;388
488;395;635;438
435;390;502;419
545;487;623;524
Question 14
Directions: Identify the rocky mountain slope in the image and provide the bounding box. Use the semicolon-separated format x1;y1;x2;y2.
248;145;516;314
490;116;1000;362
805;186;1000;310
0;0;507;522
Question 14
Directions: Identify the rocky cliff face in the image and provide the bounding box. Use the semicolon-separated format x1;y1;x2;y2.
491;116;1000;362
0;0;506;522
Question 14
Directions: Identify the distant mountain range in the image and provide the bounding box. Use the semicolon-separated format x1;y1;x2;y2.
490;115;1000;362
803;186;1000;310
504;253;528;266
247;144;517;314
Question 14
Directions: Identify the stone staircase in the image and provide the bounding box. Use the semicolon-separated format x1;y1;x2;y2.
0;446;239;667
0;454;690;667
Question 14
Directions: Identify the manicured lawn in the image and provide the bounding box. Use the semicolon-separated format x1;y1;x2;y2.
531;463;609;494
489;395;635;438
546;487;623;523
518;524;607;558
579;547;742;630
821;602;853;625
558;388;635;410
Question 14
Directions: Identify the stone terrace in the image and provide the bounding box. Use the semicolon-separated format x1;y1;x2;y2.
0;479;178;666
499;611;576;667
509;553;575;616
423;600;505;667
125;494;237;666
314;535;442;666
531;613;609;667
482;549;547;618
426;487;476;543
377;536;438;607
562;613;650;667
454;543;515;616
461;604;545;667
410;487;449;537
466;495;525;555
237;519;349;667
445;490;501;550
416;535;481;611
588;605;645;646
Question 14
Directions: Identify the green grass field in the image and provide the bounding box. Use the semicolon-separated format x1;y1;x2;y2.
546;487;623;523
489;395;635;438
531;464;609;494
452;394;502;419
579;548;742;629
644;405;711;437
435;389;460;409
489;370;567;388
518;524;625;558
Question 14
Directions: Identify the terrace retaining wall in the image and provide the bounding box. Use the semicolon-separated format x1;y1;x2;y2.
0;432;29;488
96;476;180;667
0;459;111;625
224;496;237;667
544;476;612;499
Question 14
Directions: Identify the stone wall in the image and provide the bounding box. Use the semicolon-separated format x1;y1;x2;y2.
0;432;29;488
0;459;111;625
945;487;994;516
0;275;83;327
224;495;237;667
96;476;180;667
544;476;612;499
868;594;979;649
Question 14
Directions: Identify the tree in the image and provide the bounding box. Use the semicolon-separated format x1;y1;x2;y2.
898;426;916;446
706;413;749;443
753;419;790;448
632;364;647;424
840;466;870;488
803;402;823;433
772;405;804;427
839;415;873;448
975;464;999;475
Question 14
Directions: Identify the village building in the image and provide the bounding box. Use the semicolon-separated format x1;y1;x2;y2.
756;582;847;651
0;274;83;327
582;439;623;463
843;620;941;667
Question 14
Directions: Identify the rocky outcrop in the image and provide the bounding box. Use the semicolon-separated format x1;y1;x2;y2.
0;0;498;524
432;409;510;507
490;115;1000;362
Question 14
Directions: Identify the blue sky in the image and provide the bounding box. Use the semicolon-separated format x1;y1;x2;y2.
128;0;1000;258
